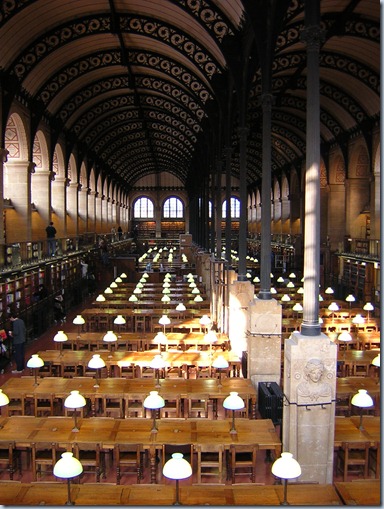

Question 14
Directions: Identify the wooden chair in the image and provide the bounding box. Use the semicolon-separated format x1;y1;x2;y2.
31;442;66;481
33;393;55;417
101;395;124;418
227;444;258;484
187;393;209;418
161;444;193;470
125;394;145;418
195;444;224;484
336;441;370;481
5;394;27;416
160;394;181;418
0;441;18;480
73;442;105;482
368;442;380;479
335;394;351;416
114;443;144;484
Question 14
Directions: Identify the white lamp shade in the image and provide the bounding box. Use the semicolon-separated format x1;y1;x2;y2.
120;273;127;278
204;330;218;344
162;288;171;294
281;294;291;302
73;315;85;325
114;315;126;325
194;295;203;302
88;354;106;369
270;288;277;294
345;294;356;303
143;391;165;410
96;294;106;302
363;302;374;311
292;303;303;312
286;281;295;288
154;332;168;345
212;355;229;369
289;273;296;278
191;287;200;294
277;277;285;283
115;277;122;283
161;295;171;303
104;287;113;294
163;282;171;288
199;315;211;326
325;287;334;294
129;294;138;302
53;452;83;479
351;389;374;408
328;302;339;311
272;452;301;480
371;354;380;367
352;314;365;324
53;331;68;343
338;331;352;342
253;276;260;283
109;282;118;288
297;287;304;294
223;392;245;411
136;282;144;288
143;272;149;278
159;315;171;326
163;453;192;480
27;354;44;369
103;331;117;342
150;355;167;369
133;287;142;294
64;390;86;409
0;389;10;407
176;303;186;312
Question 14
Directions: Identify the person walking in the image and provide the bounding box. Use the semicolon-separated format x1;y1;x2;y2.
9;312;26;373
46;221;57;256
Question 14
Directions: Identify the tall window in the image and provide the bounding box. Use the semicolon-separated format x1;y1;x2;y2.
133;197;154;218
222;197;240;219
163;197;183;218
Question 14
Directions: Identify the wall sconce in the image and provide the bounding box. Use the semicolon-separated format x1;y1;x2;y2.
143;391;165;432
72;315;85;339
351;389;374;430
223;392;245;434
53;451;83;505
87;354;106;388
0;389;9;422
163;452;192;505
271;452;301;505
64;390;86;432
26;354;44;386
53;330;68;356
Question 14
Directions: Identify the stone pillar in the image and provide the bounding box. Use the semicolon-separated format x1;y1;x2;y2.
95;193;102;232
51;176;67;238
66;182;79;236
237;127;248;281
0;149;8;257
101;196;108;231
31;169;52;239
228;280;254;358
283;331;337;483
247;298;282;389
156;205;161;238
4;159;34;243
87;190;96;233
78;186;88;234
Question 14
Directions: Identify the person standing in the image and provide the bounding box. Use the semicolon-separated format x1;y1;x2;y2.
9;312;26;373
46;221;57;256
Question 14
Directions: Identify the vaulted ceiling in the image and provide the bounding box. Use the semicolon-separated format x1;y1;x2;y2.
0;0;379;197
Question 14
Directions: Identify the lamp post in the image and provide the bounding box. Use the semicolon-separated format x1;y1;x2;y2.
212;355;229;388
72;315;85;339
53;451;83;505
223;392;245;434
87;354;106;388
271;452;301;505
351;389;374;430
26;354;44;386
64;390;86;432
0;389;9;422
363;302;374;324
162;452;192;505
150;355;167;388
143;391;165;433
53;330;68;356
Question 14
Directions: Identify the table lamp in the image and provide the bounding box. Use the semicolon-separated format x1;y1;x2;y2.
286;281;295;288
120;272;127;279
194;294;203;303
103;330;117;357
289;272;296;278
26;354;44;386
204;330;218;358
337;331;352;361
129;294;138;305
159;315;171;335
143;391;165;432
271;452;301;505
87;354;106;388
212;355;229;387
371;354;380;367
223;392;245;434
109;281;118;289
53;451;83;505
163;452;192;505
253;276;260;283
199;314;211;334
150;354;167;387
64;390;86;432
0;389;9;422
325;287;334;295
115;276;122;283
191;287;200;295
363;302;374;323
163;281;171;288
345;294;355;317
104;287;113;295
351;389;374;430
113;314;126;337
53;330;68;356
175;303;186;319
277;276;285;283
281;294;291;303
328;302;339;323
72;315;85;339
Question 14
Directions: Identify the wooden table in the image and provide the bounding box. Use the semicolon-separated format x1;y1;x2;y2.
336;376;380;399
334;480;381;505
34;349;241;377
338;349;379;376
334;416;380;447
0;416;281;483
1;376;257;418
0;482;343;505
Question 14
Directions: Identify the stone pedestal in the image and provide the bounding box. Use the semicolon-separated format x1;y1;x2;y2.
247;298;282;390
282;331;337;483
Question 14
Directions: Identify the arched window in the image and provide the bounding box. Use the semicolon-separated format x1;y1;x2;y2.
163;197;184;218
133;197;154;218
222;197;240;219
